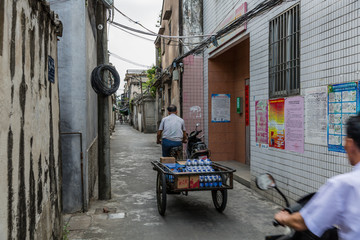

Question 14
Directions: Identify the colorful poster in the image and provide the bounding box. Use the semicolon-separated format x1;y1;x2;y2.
285;96;304;153
328;82;358;153
269;98;285;149
255;100;268;148
211;94;231;122
304;86;328;145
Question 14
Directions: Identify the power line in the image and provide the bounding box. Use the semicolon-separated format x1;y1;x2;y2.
110;22;155;42
173;0;284;63
110;22;204;48
113;5;157;35
209;0;244;35
109;20;213;39
109;52;152;69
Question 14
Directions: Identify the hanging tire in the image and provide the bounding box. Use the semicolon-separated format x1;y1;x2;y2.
156;172;167;216
212;189;227;212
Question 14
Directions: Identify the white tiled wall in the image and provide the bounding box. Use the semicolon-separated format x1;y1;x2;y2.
204;0;359;203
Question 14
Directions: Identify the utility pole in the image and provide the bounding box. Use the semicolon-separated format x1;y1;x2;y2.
96;1;111;200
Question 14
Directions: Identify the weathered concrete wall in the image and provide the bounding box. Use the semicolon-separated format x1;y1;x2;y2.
160;0;180;69
159;0;203;118
85;0;99;203
182;0;203;54
143;96;157;133
49;0;99;213
0;0;63;239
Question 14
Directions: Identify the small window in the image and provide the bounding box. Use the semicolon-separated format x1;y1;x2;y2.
269;4;300;98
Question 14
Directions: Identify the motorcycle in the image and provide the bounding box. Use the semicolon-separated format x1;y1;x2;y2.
168;123;210;160
256;173;338;240
186;123;210;159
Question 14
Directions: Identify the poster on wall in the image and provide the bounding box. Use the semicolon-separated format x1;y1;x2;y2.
285;96;304;153
269;98;285;149
328;82;358;153
304;86;328;145
255;100;268;148
211;94;231;122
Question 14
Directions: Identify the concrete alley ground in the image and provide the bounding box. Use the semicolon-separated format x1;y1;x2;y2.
64;123;284;240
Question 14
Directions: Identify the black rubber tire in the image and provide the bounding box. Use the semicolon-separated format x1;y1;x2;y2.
156;172;167;216
211;189;227;212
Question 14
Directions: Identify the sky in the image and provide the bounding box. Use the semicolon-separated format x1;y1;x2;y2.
108;0;163;94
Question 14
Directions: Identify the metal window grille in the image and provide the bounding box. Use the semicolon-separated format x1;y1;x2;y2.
269;4;300;98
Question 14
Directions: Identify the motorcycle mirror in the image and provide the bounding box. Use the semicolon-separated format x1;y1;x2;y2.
256;173;276;190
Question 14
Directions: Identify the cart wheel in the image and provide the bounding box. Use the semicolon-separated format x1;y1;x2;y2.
211;189;227;212
156;172;167;216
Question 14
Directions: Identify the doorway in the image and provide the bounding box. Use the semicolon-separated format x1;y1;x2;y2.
208;37;250;165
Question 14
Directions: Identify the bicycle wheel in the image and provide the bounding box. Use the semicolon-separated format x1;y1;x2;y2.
156;172;167;215
211;189;227;212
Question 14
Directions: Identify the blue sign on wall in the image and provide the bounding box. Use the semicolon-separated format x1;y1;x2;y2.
327;82;359;153
48;56;55;83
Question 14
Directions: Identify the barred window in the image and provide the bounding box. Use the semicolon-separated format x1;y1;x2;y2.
269;5;300;98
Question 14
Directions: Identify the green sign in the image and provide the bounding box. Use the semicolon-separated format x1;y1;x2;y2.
237;97;242;114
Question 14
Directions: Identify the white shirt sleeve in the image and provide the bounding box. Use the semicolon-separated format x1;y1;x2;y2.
300;178;342;237
159;118;165;131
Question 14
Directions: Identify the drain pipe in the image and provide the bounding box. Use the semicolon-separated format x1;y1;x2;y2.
60;132;85;212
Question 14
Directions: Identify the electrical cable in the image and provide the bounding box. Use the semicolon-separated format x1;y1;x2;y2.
91;64;120;96
109;21;206;46
109;21;213;39
109;52;152;68
110;22;155;42
172;0;284;63
209;0;244;35
113;5;157;35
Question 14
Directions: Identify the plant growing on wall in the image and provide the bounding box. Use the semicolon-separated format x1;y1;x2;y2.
143;66;157;97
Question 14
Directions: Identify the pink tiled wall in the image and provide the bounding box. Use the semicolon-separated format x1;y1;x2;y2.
182;55;204;137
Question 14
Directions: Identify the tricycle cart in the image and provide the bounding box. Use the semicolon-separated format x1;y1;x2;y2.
151;160;236;216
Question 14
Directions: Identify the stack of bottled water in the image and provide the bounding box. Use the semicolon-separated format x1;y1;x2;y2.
185;159;223;188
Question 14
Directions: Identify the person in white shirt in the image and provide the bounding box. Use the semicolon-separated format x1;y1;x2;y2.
157;105;187;157
274;114;360;240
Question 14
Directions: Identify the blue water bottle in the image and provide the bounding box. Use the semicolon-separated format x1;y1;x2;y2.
218;175;222;187
186;159;192;166
204;176;209;187
199;175;204;188
213;175;218;187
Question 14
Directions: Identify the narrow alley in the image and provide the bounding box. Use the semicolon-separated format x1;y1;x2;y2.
64;123;284;240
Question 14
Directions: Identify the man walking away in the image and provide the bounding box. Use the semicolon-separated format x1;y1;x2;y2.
157;104;187;157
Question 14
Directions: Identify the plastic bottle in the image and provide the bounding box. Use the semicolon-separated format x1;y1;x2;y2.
218;175;222;187
198;159;204;166
199;175;204;188
208;175;213;187
213;175;218;187
186;159;192;166
204;176;209;187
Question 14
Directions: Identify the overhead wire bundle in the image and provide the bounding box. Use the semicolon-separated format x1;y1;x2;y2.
108;0;287;68
91;64;120;96
173;0;284;63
